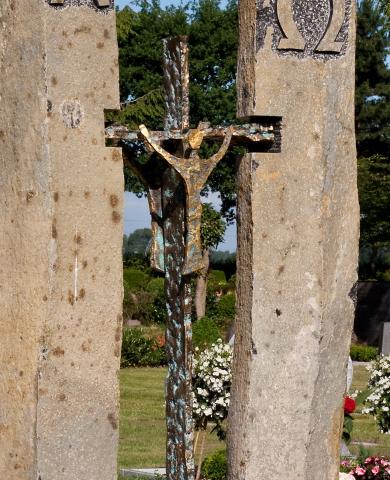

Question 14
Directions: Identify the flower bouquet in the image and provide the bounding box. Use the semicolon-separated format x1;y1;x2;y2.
341;457;390;479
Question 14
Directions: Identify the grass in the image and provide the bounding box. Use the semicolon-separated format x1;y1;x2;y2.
118;367;222;469
117;363;390;476
349;364;390;457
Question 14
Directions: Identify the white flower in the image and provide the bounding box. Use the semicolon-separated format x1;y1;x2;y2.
192;339;233;429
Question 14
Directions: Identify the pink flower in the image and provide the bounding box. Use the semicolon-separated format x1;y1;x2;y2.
355;467;366;476
371;466;380;475
341;460;351;467
364;457;373;464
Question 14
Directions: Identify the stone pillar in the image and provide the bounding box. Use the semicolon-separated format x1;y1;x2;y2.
229;1;359;479
0;2;122;479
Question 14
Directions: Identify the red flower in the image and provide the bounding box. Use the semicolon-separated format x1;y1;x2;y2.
344;396;356;414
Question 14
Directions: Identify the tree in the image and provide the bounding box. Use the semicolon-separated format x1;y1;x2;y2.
356;0;389;159
355;0;390;280
195;203;226;319
123;228;152;262
358;155;390;280
112;0;239;219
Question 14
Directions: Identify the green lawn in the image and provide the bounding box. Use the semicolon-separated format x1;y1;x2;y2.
118;363;390;475
118;367;222;469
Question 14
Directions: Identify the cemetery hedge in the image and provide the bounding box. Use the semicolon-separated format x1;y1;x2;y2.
350;344;379;362
121;328;166;368
202;449;227;480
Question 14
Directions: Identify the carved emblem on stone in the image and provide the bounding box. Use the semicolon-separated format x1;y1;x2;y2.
257;0;351;58
48;0;112;10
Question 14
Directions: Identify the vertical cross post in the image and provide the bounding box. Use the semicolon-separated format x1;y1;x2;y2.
162;37;195;480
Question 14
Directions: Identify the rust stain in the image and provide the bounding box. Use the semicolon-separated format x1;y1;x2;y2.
74;25;91;35
74;234;82;245
115;327;121;342
278;265;285;276
82;260;88;269
96;42;104;49
51;76;58;86
112;150;121;162
112;211;121;223
26;191;35;203
54;192;59;202
68;291;75;305
52;347;65;357
52;224;58;239
58;393;66;402
79;288;86;299
104;29;110;39
110;194;119;207
84;191;90;199
107;413;118;430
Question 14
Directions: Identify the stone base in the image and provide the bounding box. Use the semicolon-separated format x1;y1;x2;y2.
120;468;166;478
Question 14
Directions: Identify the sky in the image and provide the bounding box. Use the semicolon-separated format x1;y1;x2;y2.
124;192;237;252
117;0;236;250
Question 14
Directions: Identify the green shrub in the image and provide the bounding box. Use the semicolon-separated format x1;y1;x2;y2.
192;317;221;350
350;344;379;362
202;449;227;480
146;277;167;324
216;293;235;319
209;270;227;285
146;277;165;295
121;328;166;368
123;268;149;291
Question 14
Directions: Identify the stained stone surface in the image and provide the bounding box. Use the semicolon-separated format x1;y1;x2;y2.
229;1;359;479
0;2;122;479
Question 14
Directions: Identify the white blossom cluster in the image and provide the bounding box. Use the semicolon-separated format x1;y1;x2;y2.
362;354;390;434
192;339;233;431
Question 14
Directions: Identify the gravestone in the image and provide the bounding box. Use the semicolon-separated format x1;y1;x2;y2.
228;1;359;479
0;2;122;479
381;323;390;355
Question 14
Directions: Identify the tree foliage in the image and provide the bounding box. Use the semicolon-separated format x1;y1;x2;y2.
123;228;152;263
200;203;226;250
355;0;390;279
356;0;390;159
113;0;239;221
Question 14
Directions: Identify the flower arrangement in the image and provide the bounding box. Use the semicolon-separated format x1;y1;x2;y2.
362;355;390;434
343;395;357;444
341;457;390;479
192;339;233;435
192;339;233;480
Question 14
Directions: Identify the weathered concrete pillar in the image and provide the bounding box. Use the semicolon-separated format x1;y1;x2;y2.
0;1;122;479
229;1;359;479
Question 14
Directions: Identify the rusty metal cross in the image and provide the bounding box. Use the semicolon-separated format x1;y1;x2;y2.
106;36;275;480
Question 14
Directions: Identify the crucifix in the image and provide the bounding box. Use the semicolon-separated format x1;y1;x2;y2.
106;36;276;480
